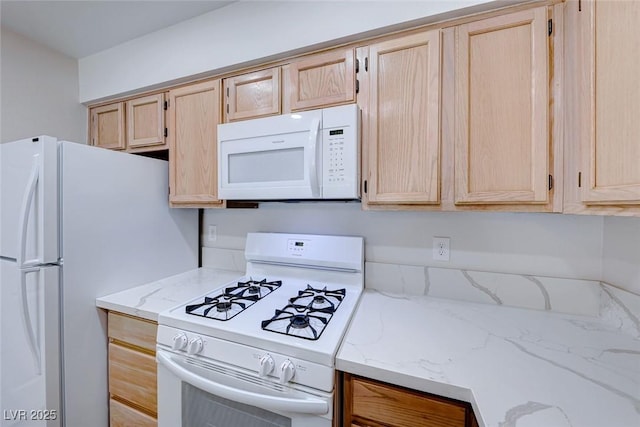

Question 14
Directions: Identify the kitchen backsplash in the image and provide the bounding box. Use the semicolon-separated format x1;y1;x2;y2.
202;247;640;336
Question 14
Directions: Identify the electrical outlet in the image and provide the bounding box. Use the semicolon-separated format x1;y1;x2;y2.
207;225;217;243
433;237;450;261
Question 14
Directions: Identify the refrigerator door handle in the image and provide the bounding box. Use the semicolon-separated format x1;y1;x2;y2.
21;268;42;375
17;156;40;269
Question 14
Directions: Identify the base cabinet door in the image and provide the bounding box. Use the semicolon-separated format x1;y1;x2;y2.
362;30;441;206
107;312;158;427
453;6;550;205
343;374;471;427
168;79;224;207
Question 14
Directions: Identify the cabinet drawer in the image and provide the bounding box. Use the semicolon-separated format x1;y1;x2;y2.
110;398;156;427
350;376;466;427
108;312;157;352
109;343;157;414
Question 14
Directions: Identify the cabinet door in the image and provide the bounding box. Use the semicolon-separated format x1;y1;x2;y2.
344;374;467;427
579;0;640;204
364;31;441;204
223;68;280;122
284;48;355;111
90;102;125;150
168;80;223;207
454;7;549;204
109;343;157;415
126;93;166;150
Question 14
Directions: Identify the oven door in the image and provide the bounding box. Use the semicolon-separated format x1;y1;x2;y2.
218;110;322;200
157;349;332;427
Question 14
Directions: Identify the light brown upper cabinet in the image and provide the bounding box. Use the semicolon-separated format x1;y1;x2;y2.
359;30;441;206
453;7;551;206
90;94;167;153
126;93;166;150
223;68;280;122
283;48;356;112
566;0;640;209
90;102;125;150
167;80;224;208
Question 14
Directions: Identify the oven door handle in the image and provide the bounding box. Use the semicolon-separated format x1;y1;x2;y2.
157;352;329;415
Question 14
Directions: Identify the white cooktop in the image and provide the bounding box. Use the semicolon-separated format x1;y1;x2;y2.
158;232;365;367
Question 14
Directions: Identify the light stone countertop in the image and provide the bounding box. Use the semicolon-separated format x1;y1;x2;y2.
95;267;243;321
336;290;640;427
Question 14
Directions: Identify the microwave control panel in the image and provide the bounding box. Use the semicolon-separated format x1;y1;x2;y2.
322;104;359;198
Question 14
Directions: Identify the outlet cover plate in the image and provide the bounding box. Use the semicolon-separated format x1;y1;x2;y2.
433;237;450;261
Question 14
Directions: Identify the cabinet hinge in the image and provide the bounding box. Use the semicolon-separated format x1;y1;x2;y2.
356;59;360;74
548;19;553;36
578;172;582;188
226;87;229;97
363;180;368;194
164;128;168;138
226;104;229;114
364;57;369;72
356;80;359;94
164;101;168;110
578;0;582;12
548;174;553;191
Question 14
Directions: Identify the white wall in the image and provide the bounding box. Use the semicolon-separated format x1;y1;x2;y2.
602;217;640;295
78;0;498;103
1;28;86;143
203;204;605;281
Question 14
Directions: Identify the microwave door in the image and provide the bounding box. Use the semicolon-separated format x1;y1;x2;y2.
218;115;322;200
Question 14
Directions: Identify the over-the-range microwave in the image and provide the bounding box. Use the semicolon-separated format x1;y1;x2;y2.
217;104;360;200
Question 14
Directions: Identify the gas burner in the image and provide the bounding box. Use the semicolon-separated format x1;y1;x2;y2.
289;285;345;312
226;278;282;299
261;305;333;340
185;293;259;321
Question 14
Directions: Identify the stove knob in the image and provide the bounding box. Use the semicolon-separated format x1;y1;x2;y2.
171;333;188;351
258;354;275;377
186;337;203;355
279;359;295;384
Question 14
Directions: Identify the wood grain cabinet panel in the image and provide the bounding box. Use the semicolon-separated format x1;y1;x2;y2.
578;0;640;204
107;312;156;352
224;68;280;122
343;374;469;427
110;399;156;427
126;93;166;150
109;343;157;415
363;30;441;205
168;79;223;207
91;102;125;150
454;7;550;205
107;312;158;426
284;48;355;111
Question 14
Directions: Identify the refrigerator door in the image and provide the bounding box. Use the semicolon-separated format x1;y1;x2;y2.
59;142;197;427
0;260;61;427
0;136;59;265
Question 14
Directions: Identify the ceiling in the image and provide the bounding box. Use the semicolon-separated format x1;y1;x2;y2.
0;1;235;58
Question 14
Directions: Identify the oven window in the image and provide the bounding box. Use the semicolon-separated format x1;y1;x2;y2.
182;383;292;427
228;148;304;184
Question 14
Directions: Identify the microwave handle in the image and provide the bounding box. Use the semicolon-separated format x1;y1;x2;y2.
308;118;321;197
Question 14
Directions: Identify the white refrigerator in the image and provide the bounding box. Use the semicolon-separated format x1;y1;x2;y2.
0;136;198;426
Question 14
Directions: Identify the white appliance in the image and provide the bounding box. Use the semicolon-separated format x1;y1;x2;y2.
157;232;364;427
0;136;198;427
218;104;360;200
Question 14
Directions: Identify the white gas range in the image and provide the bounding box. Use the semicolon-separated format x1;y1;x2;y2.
156;232;364;427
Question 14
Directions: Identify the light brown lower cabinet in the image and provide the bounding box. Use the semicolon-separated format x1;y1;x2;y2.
107;311;158;427
343;373;477;427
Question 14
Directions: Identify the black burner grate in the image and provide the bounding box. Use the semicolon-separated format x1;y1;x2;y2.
185;278;281;321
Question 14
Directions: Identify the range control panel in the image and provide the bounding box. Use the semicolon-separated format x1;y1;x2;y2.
287;238;310;256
